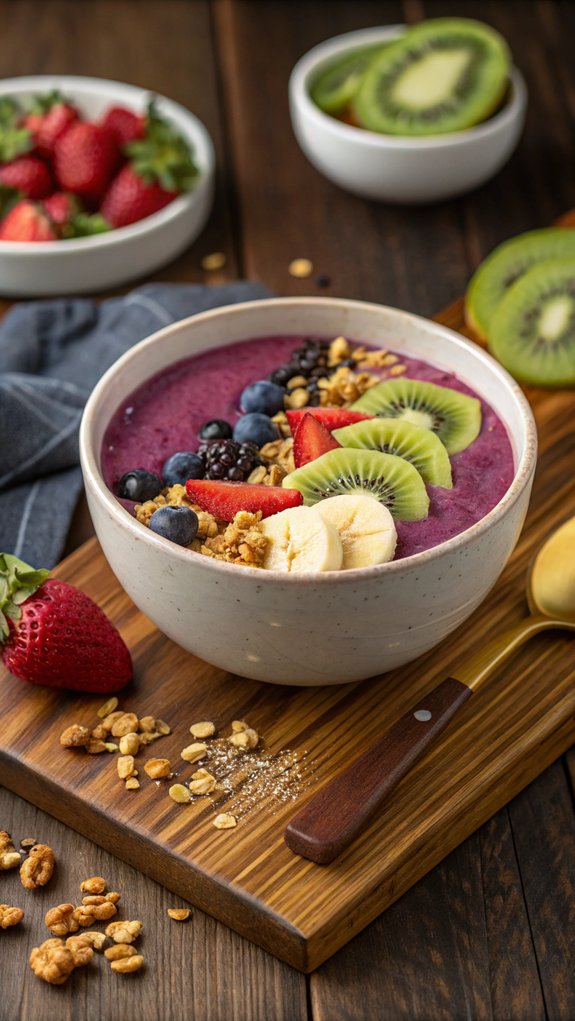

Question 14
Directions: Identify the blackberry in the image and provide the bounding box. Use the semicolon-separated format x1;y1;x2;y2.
268;338;330;390
198;439;262;481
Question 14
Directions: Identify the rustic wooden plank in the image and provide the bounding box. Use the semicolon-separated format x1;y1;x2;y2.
0;786;307;1021
508;762;575;1021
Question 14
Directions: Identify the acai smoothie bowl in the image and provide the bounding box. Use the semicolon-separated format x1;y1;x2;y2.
79;298;537;686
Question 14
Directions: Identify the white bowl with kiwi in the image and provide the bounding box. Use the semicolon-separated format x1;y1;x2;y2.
289;19;527;203
80;297;537;686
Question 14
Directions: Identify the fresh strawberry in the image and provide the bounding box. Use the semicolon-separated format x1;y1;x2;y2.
293;413;342;468
0;200;57;241
286;407;372;435
23;91;79;159
0;155;53;198
0;554;132;693
100;106;145;148
100;164;177;228
185;480;303;521
42;190;79;225
42;191;111;239
100;101;198;227
53;121;118;203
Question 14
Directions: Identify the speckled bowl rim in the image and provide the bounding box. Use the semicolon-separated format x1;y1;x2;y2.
80;297;538;587
0;75;214;256
289;24;527;151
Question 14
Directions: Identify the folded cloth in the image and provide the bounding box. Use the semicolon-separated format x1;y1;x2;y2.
0;281;271;567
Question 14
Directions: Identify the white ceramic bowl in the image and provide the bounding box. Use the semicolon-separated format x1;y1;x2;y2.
0;75;215;296
80;297;537;686
289;26;527;204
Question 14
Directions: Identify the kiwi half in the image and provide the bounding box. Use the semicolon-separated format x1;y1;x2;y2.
466;228;575;340
332;418;452;488
310;44;389;114
488;257;575;386
353;17;510;136
351;378;481;455
282;447;429;521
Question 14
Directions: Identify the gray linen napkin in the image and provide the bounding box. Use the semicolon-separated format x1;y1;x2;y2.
0;281;271;567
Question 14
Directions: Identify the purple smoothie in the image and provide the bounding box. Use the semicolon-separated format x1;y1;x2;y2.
101;335;514;560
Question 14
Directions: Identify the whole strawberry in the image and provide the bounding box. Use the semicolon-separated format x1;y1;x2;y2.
0;200;57;241
0;155;53;198
54;121;117;204
0;554;132;692
23;91;79;159
100;101;198;228
100;105;145;148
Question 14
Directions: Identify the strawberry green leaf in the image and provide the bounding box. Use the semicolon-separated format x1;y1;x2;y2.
0;123;32;162
25;89;72;115
0;184;21;220
0;97;21;127
125;100;199;193
62;212;111;239
0;553;49;642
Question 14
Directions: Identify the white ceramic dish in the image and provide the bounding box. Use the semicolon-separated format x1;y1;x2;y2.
80;297;537;687
289;26;528;204
0;75;215;296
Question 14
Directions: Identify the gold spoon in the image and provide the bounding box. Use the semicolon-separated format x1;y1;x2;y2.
284;515;575;864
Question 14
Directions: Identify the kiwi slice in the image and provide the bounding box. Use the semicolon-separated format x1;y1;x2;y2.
351;378;481;455
488;257;575;387
310;44;390;114
282;447;429;521
332;418;452;488
353;17;510;136
465;228;575;340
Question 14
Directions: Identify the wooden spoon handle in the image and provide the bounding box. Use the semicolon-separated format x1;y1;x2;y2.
284;677;472;864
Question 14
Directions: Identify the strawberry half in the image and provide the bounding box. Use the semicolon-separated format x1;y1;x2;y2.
286;407;372;435
293;413;341;468
0;200;57;241
0;553;132;693
185;480;303;521
0;155;53;199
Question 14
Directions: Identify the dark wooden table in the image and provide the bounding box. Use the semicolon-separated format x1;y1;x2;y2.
1;2;574;1019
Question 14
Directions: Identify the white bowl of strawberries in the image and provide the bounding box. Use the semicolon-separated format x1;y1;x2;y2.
0;75;215;296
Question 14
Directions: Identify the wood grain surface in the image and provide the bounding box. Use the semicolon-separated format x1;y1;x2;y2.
1;0;575;1018
1;281;574;972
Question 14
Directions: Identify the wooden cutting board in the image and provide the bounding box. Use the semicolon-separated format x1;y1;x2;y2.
1;246;575;972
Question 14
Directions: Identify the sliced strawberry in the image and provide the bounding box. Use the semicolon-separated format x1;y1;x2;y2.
0;155;53;198
293;413;341;468
0;553;132;693
286;407;372;435
185;480;303;521
100;106;145;148
0;200;57;241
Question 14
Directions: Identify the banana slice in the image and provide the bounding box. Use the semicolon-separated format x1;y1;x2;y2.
315;494;397;569
262;506;343;573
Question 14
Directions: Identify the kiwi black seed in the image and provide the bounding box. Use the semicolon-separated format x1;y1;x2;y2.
353;17;510;136
310;44;390;115
465;227;575;340
488;257;575;387
282;447;429;521
351;378;481;455
332;418;453;488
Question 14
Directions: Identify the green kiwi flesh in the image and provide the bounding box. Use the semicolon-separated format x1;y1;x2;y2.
465;228;575;339
310;44;390;114
351;378;481;455
353;17;510;136
332;418;452;488
282;448;429;521
488;257;575;386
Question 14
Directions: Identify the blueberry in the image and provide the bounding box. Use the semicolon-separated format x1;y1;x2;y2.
162;451;205;486
117;469;162;502
149;506;198;546
199;418;233;441
239;380;285;416
233;413;279;447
